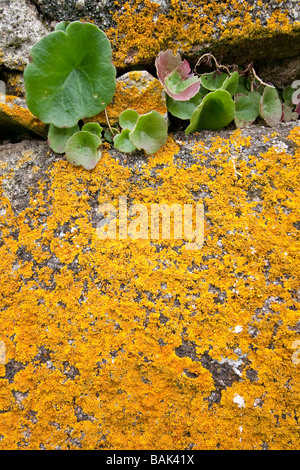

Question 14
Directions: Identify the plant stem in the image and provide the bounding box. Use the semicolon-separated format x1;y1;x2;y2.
250;66;274;89
194;53;231;76
105;108;115;136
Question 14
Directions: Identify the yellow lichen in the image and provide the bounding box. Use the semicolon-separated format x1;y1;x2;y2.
0;125;299;449
86;71;167;127
106;0;300;67
6;74;24;97
0;96;47;137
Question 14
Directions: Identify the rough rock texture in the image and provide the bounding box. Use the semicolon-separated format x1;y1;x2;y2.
28;0;300;76
0;0;49;71
0;122;299;449
1;1;300;78
87;70;168;128
258;56;300;89
31;0;120;29
0;95;47;142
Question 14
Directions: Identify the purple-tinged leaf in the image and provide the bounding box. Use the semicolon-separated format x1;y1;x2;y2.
292;88;300;105
155;50;200;101
259;86;282;127
291;80;300;89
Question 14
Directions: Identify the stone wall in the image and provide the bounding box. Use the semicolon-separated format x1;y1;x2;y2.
0;0;300;451
1;1;300;82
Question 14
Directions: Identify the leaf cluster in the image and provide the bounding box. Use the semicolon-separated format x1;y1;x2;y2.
113;109;168;155
281;80;300;122
157;51;300;134
24;21;168;170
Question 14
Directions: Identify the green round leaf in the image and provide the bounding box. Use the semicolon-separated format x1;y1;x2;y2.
222;71;239;96
185;90;235;134
129;111;168;155
283;85;294;105
113;129;137;153
65;131;101;170
259;86;282;127
81;122;103;140
119;109;139;130
167;92;203;120
234;91;261;128
24;21;116;128
48;123;80;153
200;72;228;91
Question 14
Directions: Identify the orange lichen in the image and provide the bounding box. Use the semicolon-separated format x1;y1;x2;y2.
0;96;47;137
106;0;300;67
0;124;299;449
6;74;24;98
86;71;167;127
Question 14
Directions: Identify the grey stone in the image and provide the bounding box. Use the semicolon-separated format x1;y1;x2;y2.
31;0;118;30
258;56;300;89
0;0;49;71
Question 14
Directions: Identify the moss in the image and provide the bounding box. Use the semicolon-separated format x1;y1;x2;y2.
0;125;299;449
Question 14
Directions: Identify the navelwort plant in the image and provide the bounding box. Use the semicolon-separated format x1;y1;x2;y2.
24;23;299;170
24;21;168;170
156;51;299;133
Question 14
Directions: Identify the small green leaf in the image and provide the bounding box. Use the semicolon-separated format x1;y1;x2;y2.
55;21;70;32
119;109;139;130
259;86;282;127
48;123;79;153
200;72;228;91
283;85;294;106
82;122;103;140
65;131;101;170
167;92;203;120
185;90;235;134
129;111;168;155
222;71;239;96
199;85;209;98
113;129;137;153
234;91;261;128
103;127;119;143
